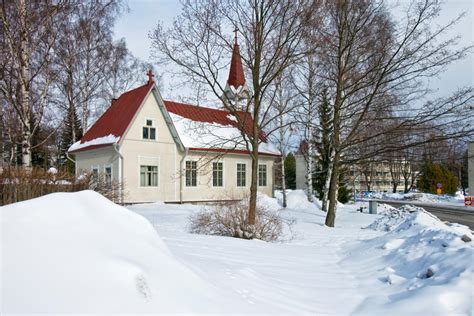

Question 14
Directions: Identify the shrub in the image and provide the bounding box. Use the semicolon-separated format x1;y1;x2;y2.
189;195;292;242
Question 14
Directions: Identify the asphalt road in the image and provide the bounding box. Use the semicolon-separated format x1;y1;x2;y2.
372;199;474;230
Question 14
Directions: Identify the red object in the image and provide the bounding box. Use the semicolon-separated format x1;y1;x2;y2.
70;79;272;154
465;196;473;207
77;81;153;146
164;100;266;142
227;42;246;88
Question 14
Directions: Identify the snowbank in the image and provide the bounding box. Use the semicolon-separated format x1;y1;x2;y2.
366;191;466;205
285;190;320;210
348;205;473;315
1;191;229;314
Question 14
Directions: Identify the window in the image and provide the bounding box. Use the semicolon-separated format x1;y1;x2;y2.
142;119;156;140
258;164;267;187
236;163;246;187
91;166;99;180
213;162;223;187
185;161;197;187
140;165;158;187
104;166;112;185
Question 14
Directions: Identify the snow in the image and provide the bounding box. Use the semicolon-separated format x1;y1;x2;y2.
1;191;234;313
68;134;120;152
169;112;280;155
47;167;57;174
366;191;466;205
2;189;472;314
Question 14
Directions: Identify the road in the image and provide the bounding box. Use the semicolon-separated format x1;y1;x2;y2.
372;199;474;230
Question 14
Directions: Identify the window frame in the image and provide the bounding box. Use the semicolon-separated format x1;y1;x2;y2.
139;165;159;187
91;165;99;181
258;164;267;187
142;118;157;140
185;160;198;187
104;165;112;186
236;163;246;187
212;161;224;187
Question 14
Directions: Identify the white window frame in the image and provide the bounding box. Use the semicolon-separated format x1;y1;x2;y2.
142;118;157;141
258;163;267;187
104;164;112;185
236;162;247;187
212;161;224;187
139;165;159;187
185;160;198;187
91;165;100;180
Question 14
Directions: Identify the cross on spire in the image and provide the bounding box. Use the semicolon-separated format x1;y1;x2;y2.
233;27;239;45
147;69;154;84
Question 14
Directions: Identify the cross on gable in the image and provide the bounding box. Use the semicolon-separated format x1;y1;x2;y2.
147;70;154;83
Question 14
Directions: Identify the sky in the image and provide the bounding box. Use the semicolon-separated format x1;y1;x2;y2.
114;0;474;101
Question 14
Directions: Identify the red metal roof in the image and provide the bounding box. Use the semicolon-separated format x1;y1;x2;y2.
227;43;246;88
71;81;272;153
164;100;266;142
79;81;153;144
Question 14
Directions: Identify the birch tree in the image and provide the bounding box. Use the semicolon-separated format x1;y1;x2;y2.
151;0;310;230
0;0;69;166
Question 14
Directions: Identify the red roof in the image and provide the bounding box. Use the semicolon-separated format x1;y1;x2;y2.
164;100;266;142
70;81;272;154
227;43;245;88
78;81;153;145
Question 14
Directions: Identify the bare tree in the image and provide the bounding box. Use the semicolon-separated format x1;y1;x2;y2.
310;0;473;227
0;0;69;166
150;0;310;229
268;71;298;208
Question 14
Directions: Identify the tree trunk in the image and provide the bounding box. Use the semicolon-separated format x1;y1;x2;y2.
281;155;287;208
306;152;314;203
19;0;32;167
325;151;340;227
248;146;258;226
321;150;334;212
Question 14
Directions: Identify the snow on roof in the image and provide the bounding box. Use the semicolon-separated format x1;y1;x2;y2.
166;103;280;156
69;134;120;153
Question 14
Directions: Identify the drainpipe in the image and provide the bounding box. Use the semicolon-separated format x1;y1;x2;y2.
179;148;189;203
113;143;124;204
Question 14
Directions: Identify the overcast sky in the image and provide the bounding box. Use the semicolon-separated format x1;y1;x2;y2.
114;0;473;101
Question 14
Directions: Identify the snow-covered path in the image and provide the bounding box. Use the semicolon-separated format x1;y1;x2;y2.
129;200;382;314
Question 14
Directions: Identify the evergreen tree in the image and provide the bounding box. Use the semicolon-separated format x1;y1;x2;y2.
59;104;82;173
417;160;458;195
284;153;296;189
314;88;332;202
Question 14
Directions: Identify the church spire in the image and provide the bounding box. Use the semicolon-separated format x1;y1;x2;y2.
223;29;249;109
227;28;246;89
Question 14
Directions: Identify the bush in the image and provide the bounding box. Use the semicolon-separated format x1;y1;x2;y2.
189;195;292;242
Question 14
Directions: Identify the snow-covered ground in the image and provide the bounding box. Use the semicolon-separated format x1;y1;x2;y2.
365;191;467;206
1;190;472;314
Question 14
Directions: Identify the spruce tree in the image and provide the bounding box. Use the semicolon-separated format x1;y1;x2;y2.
59;104;82;173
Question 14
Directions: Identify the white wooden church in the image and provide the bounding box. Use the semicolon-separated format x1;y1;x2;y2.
69;38;279;203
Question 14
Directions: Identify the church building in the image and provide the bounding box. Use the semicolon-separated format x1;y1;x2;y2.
68;38;279;203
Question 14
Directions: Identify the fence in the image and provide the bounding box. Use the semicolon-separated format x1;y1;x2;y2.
0;167;122;206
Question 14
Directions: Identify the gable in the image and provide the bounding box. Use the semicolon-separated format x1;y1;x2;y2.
120;89;182;149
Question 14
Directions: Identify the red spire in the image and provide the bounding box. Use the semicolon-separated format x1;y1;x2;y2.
227;30;245;88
